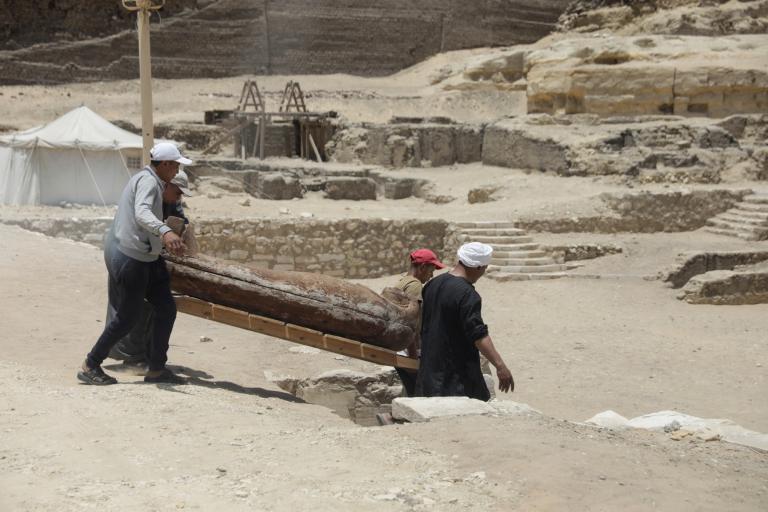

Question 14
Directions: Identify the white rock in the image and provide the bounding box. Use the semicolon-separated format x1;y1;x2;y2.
391;397;495;423
584;410;630;430
626;410;715;431
489;400;540;416
300;212;314;218
626;410;768;451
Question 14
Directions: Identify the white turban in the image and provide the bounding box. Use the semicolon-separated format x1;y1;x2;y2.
457;242;493;268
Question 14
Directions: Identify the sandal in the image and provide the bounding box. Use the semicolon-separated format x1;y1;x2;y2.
144;369;186;385
77;365;118;385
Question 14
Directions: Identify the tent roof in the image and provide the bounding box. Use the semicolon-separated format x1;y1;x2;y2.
0;106;145;151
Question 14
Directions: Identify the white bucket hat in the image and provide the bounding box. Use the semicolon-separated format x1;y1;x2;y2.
170;170;193;196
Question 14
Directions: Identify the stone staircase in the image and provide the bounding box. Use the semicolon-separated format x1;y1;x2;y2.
704;194;768;241
456;221;570;282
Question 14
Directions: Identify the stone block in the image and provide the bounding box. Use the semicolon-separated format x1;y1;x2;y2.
255;172;303;200
391;397;495;423
318;254;345;263
468;186;501;204
324;177;377;201
483;119;570;173
229;249;249;261
383;179;416;200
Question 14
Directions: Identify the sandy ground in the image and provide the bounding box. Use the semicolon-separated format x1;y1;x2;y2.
1;223;767;511
0;66;525;130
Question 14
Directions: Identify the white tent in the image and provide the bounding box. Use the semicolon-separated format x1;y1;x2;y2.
0;106;148;206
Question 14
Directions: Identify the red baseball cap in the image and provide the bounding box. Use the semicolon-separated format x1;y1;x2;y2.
409;249;445;269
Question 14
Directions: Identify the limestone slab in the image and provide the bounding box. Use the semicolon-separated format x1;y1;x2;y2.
391;397;495;423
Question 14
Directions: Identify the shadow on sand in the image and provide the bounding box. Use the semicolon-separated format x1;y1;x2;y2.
103;362;304;403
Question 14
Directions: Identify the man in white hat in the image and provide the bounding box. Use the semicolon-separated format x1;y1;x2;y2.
106;168;195;369
415;242;513;400
78;142;192;385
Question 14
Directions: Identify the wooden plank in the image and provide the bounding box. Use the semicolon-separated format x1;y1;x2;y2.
360;343;397;366
249;313;287;339
308;133;322;162
174;295;213;319
252;121;260;158
395;354;419;370
212;304;250;329
285;324;325;348
174;296;419;369
259;115;266;160
324;334;364;358
201;122;246;155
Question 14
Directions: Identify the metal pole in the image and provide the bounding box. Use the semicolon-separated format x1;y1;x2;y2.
137;2;153;166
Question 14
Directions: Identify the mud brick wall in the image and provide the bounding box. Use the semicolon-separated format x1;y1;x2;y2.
236;123;295;158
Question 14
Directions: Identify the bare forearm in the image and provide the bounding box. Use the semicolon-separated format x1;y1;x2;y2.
475;335;514;393
475;335;507;370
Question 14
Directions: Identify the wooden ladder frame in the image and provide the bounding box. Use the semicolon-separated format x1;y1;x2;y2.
175;295;419;370
279;81;307;113
237;80;265;113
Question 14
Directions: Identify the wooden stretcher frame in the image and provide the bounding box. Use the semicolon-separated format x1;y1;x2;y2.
175;295;420;370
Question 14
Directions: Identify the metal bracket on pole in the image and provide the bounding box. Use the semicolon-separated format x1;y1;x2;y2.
122;0;165;166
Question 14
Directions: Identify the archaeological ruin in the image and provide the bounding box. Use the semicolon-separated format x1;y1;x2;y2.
1;1;767;509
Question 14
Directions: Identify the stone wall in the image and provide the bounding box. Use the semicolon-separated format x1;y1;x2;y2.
662;250;768;289
0;0;570;84
483;115;762;183
516;190;749;233
327;121;484;168
679;267;768;305
187;158;429;200
0;217;112;245
195;218;449;278
543;243;623;263
0;216;450;278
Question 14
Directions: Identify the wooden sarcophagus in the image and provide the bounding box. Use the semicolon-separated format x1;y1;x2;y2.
165;256;419;352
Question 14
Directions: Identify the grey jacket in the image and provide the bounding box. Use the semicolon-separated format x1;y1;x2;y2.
112;165;171;262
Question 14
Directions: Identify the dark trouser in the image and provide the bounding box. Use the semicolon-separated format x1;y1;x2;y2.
395;367;417;397
86;244;176;372
107;301;155;363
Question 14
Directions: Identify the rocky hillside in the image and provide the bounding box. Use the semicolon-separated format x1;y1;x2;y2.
558;0;768;35
0;0;198;49
0;0;571;84
428;1;768;118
